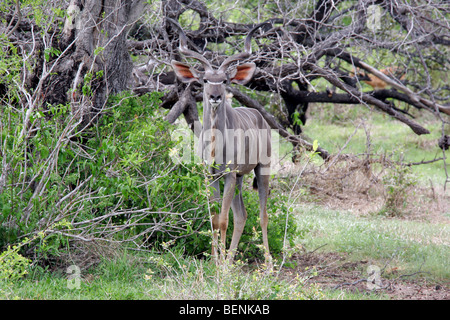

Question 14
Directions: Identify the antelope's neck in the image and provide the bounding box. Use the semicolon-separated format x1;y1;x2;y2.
203;101;235;132
202;99;235;163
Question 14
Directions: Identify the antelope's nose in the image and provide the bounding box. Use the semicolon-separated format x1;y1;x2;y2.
209;94;222;103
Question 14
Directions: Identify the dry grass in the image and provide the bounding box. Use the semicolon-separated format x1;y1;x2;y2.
275;152;450;222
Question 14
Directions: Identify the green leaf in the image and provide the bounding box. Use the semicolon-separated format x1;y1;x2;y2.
312;140;319;152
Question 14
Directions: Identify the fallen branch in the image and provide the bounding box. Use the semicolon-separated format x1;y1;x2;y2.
164;85;195;124
310;64;430;135
358;61;450;116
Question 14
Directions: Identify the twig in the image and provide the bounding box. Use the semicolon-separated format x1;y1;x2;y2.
332;278;367;290
6;0;22;37
308;243;328;255
404;157;445;166
395;271;431;280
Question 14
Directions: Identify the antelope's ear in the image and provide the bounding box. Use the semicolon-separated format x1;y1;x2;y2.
230;63;256;85
171;60;200;83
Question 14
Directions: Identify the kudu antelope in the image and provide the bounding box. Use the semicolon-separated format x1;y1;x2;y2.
168;19;272;265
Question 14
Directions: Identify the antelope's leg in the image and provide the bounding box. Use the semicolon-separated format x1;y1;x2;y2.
219;172;236;257
255;165;272;265
209;178;221;258
228;175;247;261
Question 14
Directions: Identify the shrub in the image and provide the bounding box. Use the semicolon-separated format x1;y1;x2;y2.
380;164;417;217
0;90;295;265
0;241;31;283
0;90;206;258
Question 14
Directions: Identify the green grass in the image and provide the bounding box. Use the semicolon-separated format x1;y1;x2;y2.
303;104;449;184
1;203;447;300
2;200;448;300
0;250;324;300
4;201;447;300
295;204;450;280
1;253;149;300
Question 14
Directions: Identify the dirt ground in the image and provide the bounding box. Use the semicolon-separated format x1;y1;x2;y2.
279;251;449;300
274;156;449;300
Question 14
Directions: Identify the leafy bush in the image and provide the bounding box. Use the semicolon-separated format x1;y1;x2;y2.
0;89;295;264
0;241;31;283
0;90;204;254
380;164;417;217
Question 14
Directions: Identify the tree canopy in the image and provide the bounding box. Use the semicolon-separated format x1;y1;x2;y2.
2;1;449;159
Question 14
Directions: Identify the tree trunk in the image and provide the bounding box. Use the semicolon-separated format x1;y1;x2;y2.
44;0;144;127
20;0;145;224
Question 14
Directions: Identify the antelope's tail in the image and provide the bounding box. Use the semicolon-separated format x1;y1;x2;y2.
253;177;258;190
